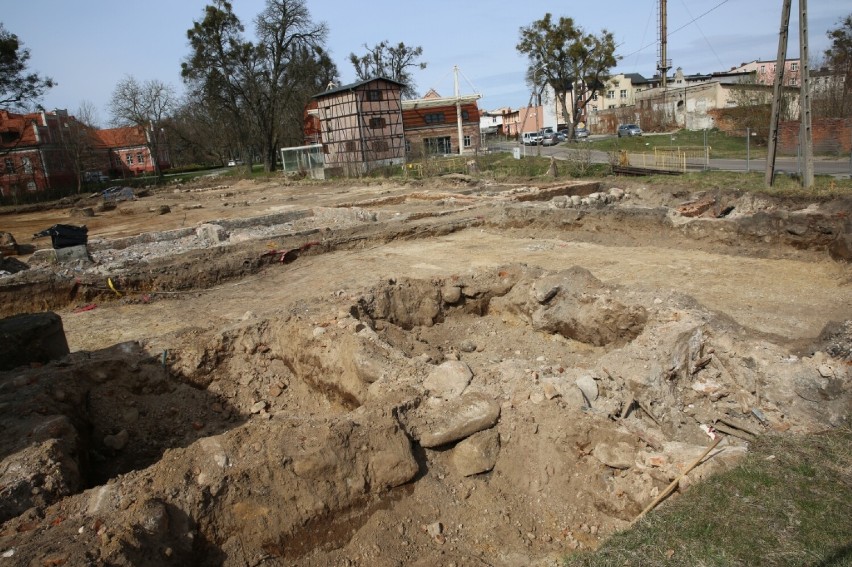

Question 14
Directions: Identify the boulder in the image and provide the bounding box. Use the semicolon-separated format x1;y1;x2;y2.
0;312;70;371
409;392;501;448
423;360;473;398
450;427;500;476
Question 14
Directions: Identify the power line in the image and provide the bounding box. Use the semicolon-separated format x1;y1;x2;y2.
678;0;726;70
619;0;733;61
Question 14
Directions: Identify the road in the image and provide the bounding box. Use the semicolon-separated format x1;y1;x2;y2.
490;140;852;177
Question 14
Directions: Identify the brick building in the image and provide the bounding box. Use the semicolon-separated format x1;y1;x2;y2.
0;108;170;198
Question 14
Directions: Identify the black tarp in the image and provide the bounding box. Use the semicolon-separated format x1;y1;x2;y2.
33;224;88;249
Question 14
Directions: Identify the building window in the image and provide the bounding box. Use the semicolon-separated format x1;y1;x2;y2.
4;158;14;174
137;153;144;165
424;137;451;154
26;181;37;192
425;113;446;124
760;65;766;73
620;89;627;98
345;140;357;152
366;90;383;102
461;110;469;120
21;157;32;174
369;117;386;129
372;140;389;152
606;90;615;99
789;78;797;85
126;153;134;165
592;93;598;100
791;62;798;71
463;135;471;148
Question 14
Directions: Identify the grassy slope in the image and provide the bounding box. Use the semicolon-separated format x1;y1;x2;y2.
563;429;852;567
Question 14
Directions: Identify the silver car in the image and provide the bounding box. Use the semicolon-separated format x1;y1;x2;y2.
617;124;642;137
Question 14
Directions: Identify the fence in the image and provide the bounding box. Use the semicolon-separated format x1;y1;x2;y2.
404;157;468;179
651;146;710;172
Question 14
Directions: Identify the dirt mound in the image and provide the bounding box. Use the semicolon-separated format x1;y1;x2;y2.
1;261;847;566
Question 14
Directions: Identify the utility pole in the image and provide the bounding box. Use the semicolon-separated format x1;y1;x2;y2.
454;66;464;156
657;0;672;88
765;0;792;187
798;0;814;187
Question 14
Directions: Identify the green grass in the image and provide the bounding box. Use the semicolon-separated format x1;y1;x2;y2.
590;129;765;159
618;169;852;198
563;428;852;567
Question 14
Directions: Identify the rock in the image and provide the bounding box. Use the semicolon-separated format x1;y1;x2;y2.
54;244;91;263
542;382;560;400
157;205;171;215
458;340;477;353
0;312;70;371
423;360;473;398
608;188;625;200
70;207;95;218
575;375;598;402
442;285;462;304
828;221;852;262
450;428;500;476
591;441;634;469
426;522;443;537
0;231;19;256
137;498;169;535
104;429;129;451
0;256;28;274
353;349;388;384
413;392;501;448
250;401;267;414
196;223;228;243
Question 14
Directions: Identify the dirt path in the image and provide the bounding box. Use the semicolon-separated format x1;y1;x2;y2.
60;229;850;353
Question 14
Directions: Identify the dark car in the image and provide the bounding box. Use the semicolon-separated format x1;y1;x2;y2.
541;132;559;146
617;124;642;137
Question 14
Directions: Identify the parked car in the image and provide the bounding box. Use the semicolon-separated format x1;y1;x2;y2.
541;132;559;146
617;124;642;137
555;130;568;142
522;132;542;145
84;171;110;183
573;127;589;140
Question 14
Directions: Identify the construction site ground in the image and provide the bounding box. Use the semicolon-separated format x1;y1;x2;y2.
0;172;849;567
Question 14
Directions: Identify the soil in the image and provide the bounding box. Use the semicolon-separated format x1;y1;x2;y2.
0;172;850;566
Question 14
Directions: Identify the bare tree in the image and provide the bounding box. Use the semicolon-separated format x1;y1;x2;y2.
349;41;426;99
60;101;102;193
182;0;338;172
109;76;176;178
813;14;852;118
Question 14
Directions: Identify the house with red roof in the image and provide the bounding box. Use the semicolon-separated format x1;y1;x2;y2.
0;109;170;198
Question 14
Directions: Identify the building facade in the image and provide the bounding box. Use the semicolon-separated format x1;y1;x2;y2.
310;78;406;177
401;89;482;157
0;108;169;198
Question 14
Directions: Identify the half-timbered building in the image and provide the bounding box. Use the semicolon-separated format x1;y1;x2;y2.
310;78;406;177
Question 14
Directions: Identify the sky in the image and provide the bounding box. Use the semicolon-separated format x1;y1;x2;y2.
3;0;847;126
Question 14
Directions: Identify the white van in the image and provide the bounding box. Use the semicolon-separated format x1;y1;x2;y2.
522;132;542;146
